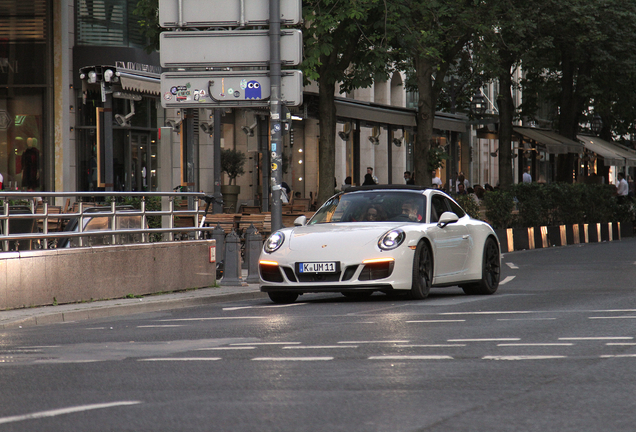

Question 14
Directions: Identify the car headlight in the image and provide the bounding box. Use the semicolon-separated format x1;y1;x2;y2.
264;232;285;253
378;229;405;250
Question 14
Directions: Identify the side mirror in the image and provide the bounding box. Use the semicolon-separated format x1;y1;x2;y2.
294;215;307;226
437;211;459;228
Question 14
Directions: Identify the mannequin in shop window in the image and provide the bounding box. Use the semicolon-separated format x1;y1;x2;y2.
21;138;40;191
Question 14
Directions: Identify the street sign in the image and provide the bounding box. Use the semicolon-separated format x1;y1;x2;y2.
160;30;303;68
161;70;303;108
159;0;302;27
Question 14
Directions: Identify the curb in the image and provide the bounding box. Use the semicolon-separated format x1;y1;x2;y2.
0;291;267;330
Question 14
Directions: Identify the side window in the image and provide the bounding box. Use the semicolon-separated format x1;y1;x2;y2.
446;198;466;218
430;195;449;223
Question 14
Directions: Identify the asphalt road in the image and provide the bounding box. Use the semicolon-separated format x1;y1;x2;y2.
1;238;636;431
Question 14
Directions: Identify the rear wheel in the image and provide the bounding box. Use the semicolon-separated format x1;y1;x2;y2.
268;292;299;304
462;237;500;295
410;241;432;300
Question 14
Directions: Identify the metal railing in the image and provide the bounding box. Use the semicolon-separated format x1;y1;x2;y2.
0;191;217;252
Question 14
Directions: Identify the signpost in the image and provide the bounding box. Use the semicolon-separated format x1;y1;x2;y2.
159;0;303;231
159;0;302;27
160;70;303;109
160;30;302;68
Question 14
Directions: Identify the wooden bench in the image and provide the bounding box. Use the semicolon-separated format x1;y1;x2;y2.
239;205;262;214
290;198;311;212
35;205;64;232
202;213;241;234
238;214;267;235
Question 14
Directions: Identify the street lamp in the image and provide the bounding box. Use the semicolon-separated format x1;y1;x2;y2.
470;92;487;116
591;114;603;135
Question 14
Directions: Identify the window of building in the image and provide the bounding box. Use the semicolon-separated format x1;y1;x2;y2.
76;0;147;48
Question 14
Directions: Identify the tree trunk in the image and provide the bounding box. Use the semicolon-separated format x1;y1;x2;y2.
414;57;435;188
498;63;514;189
317;78;337;206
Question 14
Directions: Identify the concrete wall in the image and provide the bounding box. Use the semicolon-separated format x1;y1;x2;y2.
0;240;217;310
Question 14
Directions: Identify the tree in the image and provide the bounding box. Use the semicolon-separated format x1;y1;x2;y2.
302;0;392;206
475;0;551;188
388;0;490;187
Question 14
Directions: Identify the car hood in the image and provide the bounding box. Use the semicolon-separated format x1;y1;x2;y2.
286;222;405;252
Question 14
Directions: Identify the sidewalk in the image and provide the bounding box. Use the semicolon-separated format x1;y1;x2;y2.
0;271;264;330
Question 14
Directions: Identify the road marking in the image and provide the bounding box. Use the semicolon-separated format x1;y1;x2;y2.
484;355;566;361
196;347;255;350
19;346;60;349
136;325;184;328
159;317;268;321
139;358;221;361
252;357;333;361
448;338;521;342
559;337;633;341
505;262;519;269
283;345;358;349
395;344;466;348
497;343;573;347
589;316;636;320
439;311;532;316
85;327;106;330
223;303;306;311
601;354;636;358
230;342;301;346
406;320;465;323
497;318;557;321
590;309;636;313
606;343;636;346
369;355;453;360
0;401;141;425
499;276;516;285
337;340;409;344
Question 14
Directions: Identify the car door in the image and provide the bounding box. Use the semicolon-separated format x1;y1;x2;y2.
428;194;471;278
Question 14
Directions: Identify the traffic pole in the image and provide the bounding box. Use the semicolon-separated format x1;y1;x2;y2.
269;0;283;231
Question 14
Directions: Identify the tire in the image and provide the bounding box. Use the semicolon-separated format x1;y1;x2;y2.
462;237;500;295
268;292;299;304
410;240;432;300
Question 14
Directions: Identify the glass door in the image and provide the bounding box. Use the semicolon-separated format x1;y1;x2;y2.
131;133;150;191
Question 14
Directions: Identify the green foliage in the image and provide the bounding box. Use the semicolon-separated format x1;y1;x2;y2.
133;0;160;53
455;195;481;220
484;183;635;229
483;190;515;229
428;147;449;172
220;148;246;185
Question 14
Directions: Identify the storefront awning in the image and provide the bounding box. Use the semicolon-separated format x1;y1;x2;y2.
577;135;636;167
335;98;417;127
513;126;584;154
118;71;161;95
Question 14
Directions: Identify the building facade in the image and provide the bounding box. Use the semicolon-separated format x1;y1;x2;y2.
2;0;498;208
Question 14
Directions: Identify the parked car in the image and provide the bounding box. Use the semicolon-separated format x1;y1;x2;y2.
259;185;501;303
57;206;146;248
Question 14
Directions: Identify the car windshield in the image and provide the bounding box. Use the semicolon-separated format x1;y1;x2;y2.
308;191;426;224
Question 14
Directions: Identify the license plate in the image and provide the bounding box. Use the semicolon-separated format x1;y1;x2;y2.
298;262;337;273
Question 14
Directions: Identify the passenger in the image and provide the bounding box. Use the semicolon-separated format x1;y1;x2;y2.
365;205;385;221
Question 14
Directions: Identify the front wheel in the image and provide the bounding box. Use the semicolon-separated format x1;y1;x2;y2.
268;292;299;304
410;241;432;300
462;237;500;295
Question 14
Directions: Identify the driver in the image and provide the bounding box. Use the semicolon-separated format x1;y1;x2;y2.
401;201;421;221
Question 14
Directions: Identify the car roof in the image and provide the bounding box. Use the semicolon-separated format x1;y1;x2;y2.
344;184;432;193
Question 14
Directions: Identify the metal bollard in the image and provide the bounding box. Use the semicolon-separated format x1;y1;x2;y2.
212;224;226;263
244;223;262;283
220;230;243;286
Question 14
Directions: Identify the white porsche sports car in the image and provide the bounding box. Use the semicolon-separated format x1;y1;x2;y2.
259;185;501;304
